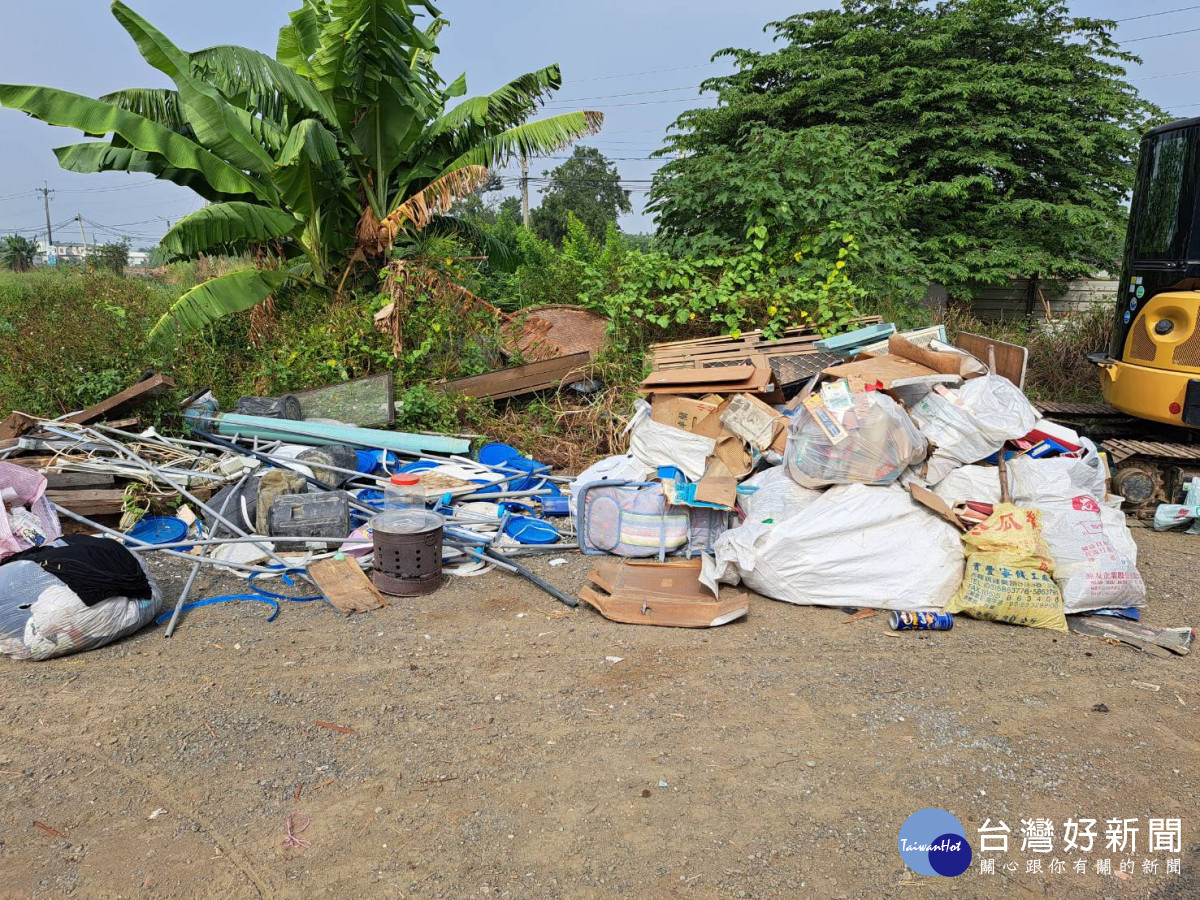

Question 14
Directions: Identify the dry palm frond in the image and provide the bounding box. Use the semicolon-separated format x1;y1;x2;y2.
374;258;503;356
356;165;490;258
248;292;278;347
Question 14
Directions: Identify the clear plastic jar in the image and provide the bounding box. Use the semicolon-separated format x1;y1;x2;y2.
383;473;423;514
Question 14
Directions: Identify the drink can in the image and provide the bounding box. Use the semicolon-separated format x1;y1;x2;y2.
889;610;954;631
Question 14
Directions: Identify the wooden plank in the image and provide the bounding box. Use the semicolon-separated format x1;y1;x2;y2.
62;374;174;425
307;557;388;615
434;352;592;401
954;332;1029;389
46;489;127;516
44;472;116;490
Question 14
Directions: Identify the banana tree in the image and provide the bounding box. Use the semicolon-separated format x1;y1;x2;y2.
0;0;601;344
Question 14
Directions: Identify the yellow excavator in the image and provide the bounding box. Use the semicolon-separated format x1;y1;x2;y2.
1085;117;1200;513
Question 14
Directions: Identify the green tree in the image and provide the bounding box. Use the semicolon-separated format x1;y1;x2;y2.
0;234;39;272
652;0;1166;295
93;239;130;274
0;0;601;343
530;146;631;244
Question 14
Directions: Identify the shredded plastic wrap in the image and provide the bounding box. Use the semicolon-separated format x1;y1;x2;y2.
784;391;926;488
0;551;163;661
701;483;964;610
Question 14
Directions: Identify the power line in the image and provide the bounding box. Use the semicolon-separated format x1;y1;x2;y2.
566;62;717;84
1134;67;1200;80
1115;4;1200;22
1122;25;1200;42
544;96;717;110
546;84;702;104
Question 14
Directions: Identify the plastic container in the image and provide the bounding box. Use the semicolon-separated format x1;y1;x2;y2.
372;510;444;596
268;492;350;549
384;474;424;514
126;516;190;549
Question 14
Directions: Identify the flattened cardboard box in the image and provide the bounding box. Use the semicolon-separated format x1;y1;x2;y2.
650;394;721;432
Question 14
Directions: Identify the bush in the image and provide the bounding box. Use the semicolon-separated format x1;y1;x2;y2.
940;303;1114;403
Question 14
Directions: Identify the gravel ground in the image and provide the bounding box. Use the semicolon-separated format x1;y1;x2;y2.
0;527;1196;899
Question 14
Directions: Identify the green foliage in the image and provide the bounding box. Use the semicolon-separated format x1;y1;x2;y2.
0;0;602;340
652;126;921;303
91;239;131;274
654;0;1167;295
394;383;482;433
0;234;38;273
583;222;865;349
531;146;632;244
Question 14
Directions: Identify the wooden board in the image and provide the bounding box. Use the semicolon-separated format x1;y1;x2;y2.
434;351;592;401
647;317;883;371
0;412;37;441
307;557;388;615
1068;616;1194;657
44;472;115;490
46;489;127;517
62;373;175;425
954;333;1028;389
821;354;959;392
579;558;749;628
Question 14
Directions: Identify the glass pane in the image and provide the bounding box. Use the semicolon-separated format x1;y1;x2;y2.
1133;131;1192;260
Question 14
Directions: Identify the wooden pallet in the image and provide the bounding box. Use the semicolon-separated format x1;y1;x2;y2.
648;317;883;385
579;558;749;628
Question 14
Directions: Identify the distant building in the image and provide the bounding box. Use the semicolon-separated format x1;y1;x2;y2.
36;241;91;266
34;241;152;268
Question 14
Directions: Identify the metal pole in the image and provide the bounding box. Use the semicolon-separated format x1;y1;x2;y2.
53;505;281;575
44;423;295;572
165;469;250;637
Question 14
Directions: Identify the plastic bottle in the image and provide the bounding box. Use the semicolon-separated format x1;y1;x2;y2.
383;474;423;514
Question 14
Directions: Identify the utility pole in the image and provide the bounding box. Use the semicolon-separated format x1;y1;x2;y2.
520;155;530;228
76;214;89;256
36;182;54;246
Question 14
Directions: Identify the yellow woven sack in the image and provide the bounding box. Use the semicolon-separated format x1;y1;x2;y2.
944;504;1067;632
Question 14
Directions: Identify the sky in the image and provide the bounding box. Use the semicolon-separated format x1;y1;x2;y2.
0;1;1196;245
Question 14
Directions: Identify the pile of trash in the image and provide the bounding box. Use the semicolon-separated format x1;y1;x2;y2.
577;325;1159;639
0;322;1190;660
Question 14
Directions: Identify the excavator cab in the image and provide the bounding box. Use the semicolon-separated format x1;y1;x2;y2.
1092;117;1200;427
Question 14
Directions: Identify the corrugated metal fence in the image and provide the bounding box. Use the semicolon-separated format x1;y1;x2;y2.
969;277;1117;320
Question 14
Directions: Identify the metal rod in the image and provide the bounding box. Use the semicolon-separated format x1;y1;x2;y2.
479;547;577;608
53;505;281;575
44;424;294;572
460;488;553;501
165;469;250;638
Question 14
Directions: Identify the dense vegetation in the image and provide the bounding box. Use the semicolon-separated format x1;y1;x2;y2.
652;0;1166;296
0;0;1154;456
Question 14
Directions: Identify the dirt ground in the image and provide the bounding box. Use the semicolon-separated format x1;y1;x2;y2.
0;526;1196;899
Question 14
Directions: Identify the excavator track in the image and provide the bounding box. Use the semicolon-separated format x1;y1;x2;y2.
1033;402;1200;518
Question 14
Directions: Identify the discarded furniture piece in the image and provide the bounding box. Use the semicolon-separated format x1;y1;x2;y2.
647;316;884;390
434;351;592;401
504;305;608;362
294;372;395;427
63;373;175;425
640;360;775;396
580;558;749;627
307;557;388;615
954;333;1028;389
